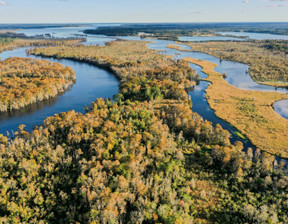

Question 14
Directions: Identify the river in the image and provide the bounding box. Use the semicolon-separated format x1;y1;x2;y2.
0;25;286;149
0;47;119;135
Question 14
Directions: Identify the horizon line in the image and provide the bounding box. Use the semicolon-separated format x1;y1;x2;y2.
1;21;288;25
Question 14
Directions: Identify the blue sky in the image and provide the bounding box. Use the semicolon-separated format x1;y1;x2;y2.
0;0;287;23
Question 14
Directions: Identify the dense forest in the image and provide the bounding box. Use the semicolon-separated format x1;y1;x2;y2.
180;40;288;86
28;40;196;89
0;57;75;112
0;40;284;223
0;37;85;54
0;36;86;113
84;23;288;40
1;98;287;223
263;40;288;55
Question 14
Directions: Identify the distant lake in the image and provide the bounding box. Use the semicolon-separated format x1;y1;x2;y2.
178;36;244;42
16;24;121;46
217;31;288;40
2;24;288;144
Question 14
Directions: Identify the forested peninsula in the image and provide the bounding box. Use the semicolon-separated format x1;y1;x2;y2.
0;40;286;223
0;57;75;112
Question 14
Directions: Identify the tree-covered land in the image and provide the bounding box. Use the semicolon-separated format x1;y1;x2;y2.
84;23;288;40
0;37;85;54
0;40;287;223
28;40;196;89
0;57;75;112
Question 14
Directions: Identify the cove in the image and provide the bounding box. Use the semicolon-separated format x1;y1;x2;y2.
0;47;119;135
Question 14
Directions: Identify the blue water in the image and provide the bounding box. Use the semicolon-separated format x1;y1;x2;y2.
217;31;288;40
140;39;288;120
0;47;119;135
179;36;245;42
274;100;288;119
16;24;120;46
1;24;288;148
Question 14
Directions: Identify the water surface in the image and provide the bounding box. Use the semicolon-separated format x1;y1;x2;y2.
218;31;288;40
2;25;288;145
179;36;245;42
0;47;119;135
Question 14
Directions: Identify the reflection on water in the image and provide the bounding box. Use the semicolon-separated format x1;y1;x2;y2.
139;38;288;120
217;31;288;40
1;24;287;143
0;47;119;134
179;36;245;42
187;63;254;148
0;94;59;122
274;100;288;119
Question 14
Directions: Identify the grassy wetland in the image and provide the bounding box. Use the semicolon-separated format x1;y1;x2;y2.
183;57;288;157
178;40;288;87
0;39;283;223
1;1;288;221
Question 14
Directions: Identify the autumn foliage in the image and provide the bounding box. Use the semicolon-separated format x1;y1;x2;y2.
0;40;287;223
0;57;75;112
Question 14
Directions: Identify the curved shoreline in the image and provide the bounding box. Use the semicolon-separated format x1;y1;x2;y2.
27;52;123;81
183;56;288;158
167;43;288;121
0;57;76;113
169;42;288;89
2;37;288;159
0;47;119;134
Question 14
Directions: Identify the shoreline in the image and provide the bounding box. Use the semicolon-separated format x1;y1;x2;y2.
184;56;288;158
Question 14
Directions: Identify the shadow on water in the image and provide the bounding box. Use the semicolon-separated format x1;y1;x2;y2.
0;95;60;123
1;27;287;162
0;47;119;135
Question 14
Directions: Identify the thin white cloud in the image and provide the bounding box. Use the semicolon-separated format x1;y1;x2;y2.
0;1;6;6
242;0;250;4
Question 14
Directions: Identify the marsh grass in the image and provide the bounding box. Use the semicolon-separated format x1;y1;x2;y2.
183;57;288;157
180;41;288;87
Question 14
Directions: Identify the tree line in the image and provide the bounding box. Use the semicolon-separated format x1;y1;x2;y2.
0;40;287;223
0;57;75;112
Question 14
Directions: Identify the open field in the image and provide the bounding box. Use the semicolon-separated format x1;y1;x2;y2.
183;57;288;157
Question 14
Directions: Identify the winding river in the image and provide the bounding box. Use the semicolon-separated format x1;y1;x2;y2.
1;25;287;151
0;47;119;135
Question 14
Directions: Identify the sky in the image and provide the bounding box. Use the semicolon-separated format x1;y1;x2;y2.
0;0;287;23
